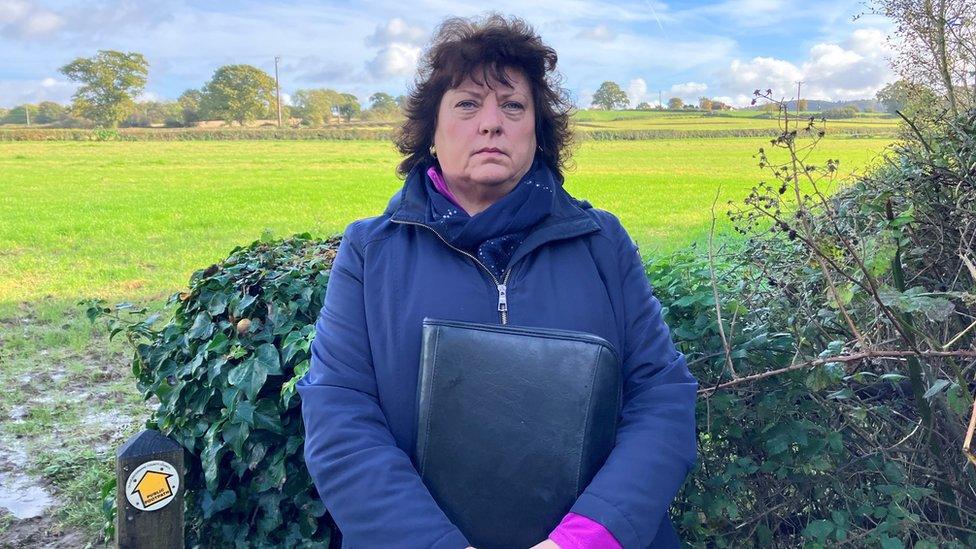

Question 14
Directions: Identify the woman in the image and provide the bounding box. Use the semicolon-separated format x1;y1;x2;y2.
297;14;698;549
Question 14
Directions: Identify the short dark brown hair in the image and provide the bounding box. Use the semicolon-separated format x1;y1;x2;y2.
394;13;574;179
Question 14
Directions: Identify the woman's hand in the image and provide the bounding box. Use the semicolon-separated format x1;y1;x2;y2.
528;540;562;549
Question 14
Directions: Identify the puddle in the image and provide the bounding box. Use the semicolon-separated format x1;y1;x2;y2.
0;470;55;519
9;405;27;421
0;442;55;520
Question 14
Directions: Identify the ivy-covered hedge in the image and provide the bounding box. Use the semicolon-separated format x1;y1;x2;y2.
91;234;340;547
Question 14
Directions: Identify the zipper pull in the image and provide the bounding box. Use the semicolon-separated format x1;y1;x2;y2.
497;283;508;312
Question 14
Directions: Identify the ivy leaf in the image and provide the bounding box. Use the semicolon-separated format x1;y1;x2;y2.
253;399;283;433
228;357;268;401
253;343;282;376
188;312;214;340
802;519;834;541
201;489;236;519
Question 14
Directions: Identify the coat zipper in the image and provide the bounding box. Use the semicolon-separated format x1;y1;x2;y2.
391;219;514;325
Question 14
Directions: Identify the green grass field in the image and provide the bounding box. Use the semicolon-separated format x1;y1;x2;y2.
0;137;892;305
0;133;893;545
572;109;899;133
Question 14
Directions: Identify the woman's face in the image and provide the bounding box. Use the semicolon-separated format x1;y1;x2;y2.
432;67;537;191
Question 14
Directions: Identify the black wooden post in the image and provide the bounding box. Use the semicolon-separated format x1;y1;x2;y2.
116;429;185;549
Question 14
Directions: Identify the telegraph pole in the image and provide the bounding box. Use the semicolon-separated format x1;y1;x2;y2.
658;90;662;109
274;55;282;128
795;80;804;114
25;104;30;126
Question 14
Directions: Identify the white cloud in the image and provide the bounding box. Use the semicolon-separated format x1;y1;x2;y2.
626;78;649;106
367;42;421;79
717;27;894;105
366;17;427;47
365;18;426;80
669;81;708;100
0;76;75;105
0;0;30;23
0;0;64;39
576;24;616;42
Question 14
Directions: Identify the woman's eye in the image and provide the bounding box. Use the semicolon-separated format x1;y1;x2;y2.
504;102;524;111
456;100;477;109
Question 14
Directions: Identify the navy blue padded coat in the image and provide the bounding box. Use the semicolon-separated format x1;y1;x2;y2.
297;166;698;549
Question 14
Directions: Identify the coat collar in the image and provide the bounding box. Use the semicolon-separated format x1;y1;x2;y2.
384;161;602;271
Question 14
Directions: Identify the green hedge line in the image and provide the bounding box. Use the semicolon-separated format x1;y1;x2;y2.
0;126;897;142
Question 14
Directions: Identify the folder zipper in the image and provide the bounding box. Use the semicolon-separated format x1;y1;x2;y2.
391;219;514;325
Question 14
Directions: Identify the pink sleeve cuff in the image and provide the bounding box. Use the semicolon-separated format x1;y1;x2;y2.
548;511;623;549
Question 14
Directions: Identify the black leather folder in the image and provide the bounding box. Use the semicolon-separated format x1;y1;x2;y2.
414;318;623;549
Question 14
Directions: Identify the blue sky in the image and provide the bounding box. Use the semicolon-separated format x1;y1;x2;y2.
0;0;896;109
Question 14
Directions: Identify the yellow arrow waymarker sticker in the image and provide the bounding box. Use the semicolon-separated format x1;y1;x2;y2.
125;460;180;511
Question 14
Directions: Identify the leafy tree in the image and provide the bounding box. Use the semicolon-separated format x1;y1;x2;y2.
667;97;683;110
124;101;182;127
698;96;713;111
875;79;938;115
362;92;400;121
873;0;975;115
369;92;397;111
0;107;7;121
338;93;361;122
178;89;204;126
58;50;149;128
291;88;344;126
200;65;276;126
395;95;407;108
796;98;809;111
635;101;652;110
2;104;35;124
591;81;629;110
35;101;66;124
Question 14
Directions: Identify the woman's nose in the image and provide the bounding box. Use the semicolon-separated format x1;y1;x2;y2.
478;103;503;135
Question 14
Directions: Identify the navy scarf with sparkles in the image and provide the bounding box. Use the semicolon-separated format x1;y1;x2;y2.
422;157;556;279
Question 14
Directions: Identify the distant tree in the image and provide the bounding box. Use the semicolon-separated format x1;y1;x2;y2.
591;81;629;110
395;95;407;108
58;50;149;128
177;89;203;126
200;64;276;126
667;97;683;110
362;92;400;121
698;96;713;111
292;88;343;126
711;100;731;111
761;102;780;113
124;101;182;127
796;98;809;111
876;80;924;114
369;92;397;111
0;107;7;122
34;101;66;124
338;93;361;121
2;104;36;124
635;101;652;110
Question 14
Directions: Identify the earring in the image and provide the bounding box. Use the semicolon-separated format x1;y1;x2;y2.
429;145;437;158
